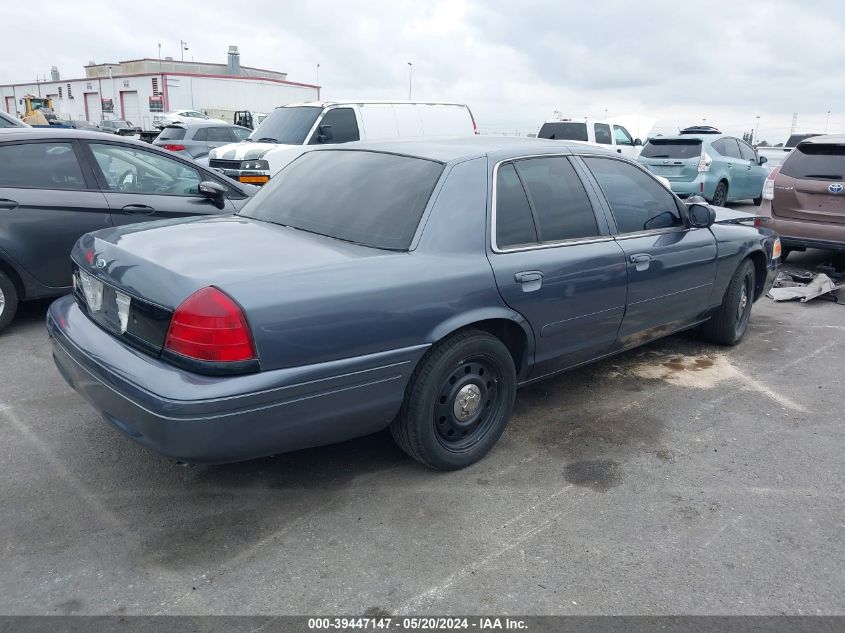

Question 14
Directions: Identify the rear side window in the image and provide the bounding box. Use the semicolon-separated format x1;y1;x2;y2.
158;127;186;141
495;163;538;248
640;140;702;159
584;157;683;234
0;142;87;190
513;157;598;242
538;122;588;142
241;150;442;250
780;144;845;180
594;123;612;145
310;107;359;144
192;127;208;141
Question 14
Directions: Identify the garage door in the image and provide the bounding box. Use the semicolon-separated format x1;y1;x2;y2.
85;93;101;122
120;91;140;125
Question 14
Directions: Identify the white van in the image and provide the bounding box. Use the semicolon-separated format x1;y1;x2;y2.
208;101;478;184
537;118;642;158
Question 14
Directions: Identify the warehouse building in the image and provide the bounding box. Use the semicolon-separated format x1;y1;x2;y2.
0;46;320;129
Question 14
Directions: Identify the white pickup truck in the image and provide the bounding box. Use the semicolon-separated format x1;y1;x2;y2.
208;100;478;185
537;118;642;158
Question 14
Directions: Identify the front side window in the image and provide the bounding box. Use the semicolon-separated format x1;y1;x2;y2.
309;108;360;144
89;143;201;195
495;163;538;249
738;141;757;161
206;127;233;142
241;150;443;250
512;157;599;242
584;157;683;234
0;142;86;190
613;125;634;146
594;123;612;145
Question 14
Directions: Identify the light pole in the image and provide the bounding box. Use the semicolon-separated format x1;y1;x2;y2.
753;115;760;145
180;40;189;62
316;63;320;86
108;66;116;119
407;62;413;101
825;110;831;133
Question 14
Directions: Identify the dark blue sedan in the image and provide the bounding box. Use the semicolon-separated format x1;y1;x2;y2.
48;137;780;470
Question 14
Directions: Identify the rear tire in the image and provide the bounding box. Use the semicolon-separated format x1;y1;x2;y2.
711;181;729;207
700;259;756;346
390;329;516;470
0;271;19;334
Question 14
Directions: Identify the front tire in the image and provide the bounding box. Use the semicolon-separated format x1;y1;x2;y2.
700;259;756;346
711;180;729;206
390;329;517;470
0;271;19;334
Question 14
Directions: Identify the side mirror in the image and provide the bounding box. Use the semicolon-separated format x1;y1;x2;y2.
687;203;716;228
759;155;768;165
198;180;227;209
316;124;333;143
634;138;643;146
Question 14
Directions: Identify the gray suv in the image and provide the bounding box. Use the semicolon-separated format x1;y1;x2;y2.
154;122;252;162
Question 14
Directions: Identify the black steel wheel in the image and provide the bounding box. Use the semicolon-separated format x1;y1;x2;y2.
711;181;729;206
700;259;756;345
391;329;516;470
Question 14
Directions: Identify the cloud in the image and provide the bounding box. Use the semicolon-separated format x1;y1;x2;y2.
3;0;842;142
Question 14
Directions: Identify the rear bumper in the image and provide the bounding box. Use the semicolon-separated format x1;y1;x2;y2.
48;296;425;463
760;203;845;252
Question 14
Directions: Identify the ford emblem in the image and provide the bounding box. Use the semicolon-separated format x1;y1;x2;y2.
829;183;844;194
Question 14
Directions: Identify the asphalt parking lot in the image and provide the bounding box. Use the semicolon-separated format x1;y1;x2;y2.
1;245;843;616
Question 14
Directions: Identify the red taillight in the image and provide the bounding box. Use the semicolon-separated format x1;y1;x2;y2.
161;144;186;151
164;287;256;363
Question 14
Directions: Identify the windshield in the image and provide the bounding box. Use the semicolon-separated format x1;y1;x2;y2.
249;106;322;144
537;122;588;142
780;144;845;180
241;150;444;250
641;139;702;159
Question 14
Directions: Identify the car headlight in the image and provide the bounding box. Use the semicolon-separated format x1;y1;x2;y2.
241;160;269;171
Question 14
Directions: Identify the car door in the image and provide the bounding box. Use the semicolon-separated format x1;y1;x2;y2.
0;139;111;289
713;137;747;199
737;139;766;200
613;125;637;158
594;122;614;151
580;156;717;346
487;155;628;378
82;140;240;226
308;107;360;144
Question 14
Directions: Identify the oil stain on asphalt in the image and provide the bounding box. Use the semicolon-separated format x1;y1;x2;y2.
563;459;623;492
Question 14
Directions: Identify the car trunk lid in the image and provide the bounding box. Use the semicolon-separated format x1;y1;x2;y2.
773;142;845;225
72;215;396;354
638;139;703;182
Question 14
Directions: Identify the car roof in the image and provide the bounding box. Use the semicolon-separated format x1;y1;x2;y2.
166;120;238;129
0;127;158;147
309;135;616;163
798;133;845;145
280;100;470;109
647;133;729;142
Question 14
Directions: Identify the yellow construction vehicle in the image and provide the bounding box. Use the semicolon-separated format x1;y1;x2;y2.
20;95;59;126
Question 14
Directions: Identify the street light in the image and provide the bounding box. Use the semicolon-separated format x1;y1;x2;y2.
180;40;189;62
754;115;760;145
825;110;831;133
316;63;320;85
407;62;413;101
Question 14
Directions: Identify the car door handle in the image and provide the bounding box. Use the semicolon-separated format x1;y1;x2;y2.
121;204;156;215
630;254;651;263
514;270;544;292
0;199;19;210
617;148;622;153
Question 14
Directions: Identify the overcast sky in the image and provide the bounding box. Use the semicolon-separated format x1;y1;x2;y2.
5;0;842;142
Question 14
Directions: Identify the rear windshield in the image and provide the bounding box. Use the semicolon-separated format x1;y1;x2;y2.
640;139;702;159
538;122;588;142
249;106;322;145
157;126;186;140
780;144;845;180
240;150;444;250
785;134;821;148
